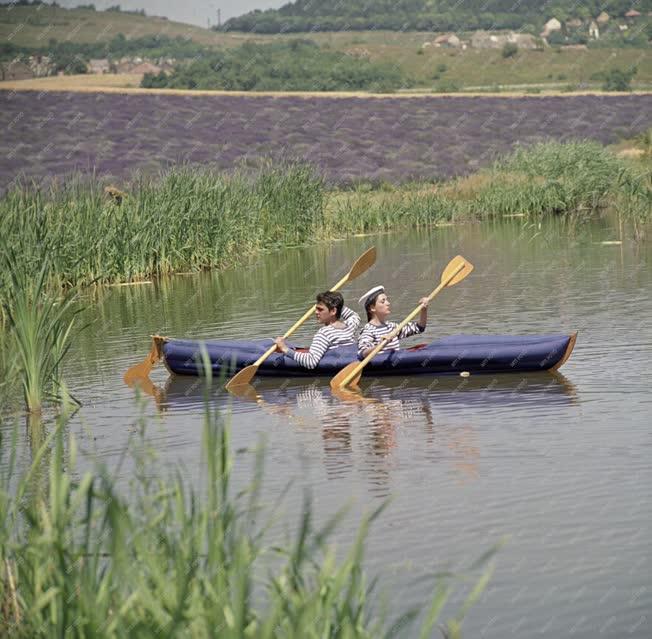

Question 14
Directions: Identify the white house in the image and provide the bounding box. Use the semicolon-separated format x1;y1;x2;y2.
541;18;562;37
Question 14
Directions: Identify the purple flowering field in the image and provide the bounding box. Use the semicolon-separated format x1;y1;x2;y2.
1;90;650;188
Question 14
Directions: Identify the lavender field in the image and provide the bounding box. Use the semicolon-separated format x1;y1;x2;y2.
1;90;650;188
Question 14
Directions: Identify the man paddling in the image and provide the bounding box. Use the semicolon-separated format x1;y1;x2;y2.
274;291;360;369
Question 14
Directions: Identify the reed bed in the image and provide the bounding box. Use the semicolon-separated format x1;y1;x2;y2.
0;162;325;296
0;142;647;300
466;140;651;219
324;141;651;234
0;381;498;638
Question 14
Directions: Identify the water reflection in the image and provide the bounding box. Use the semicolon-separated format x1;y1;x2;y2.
127;371;577;492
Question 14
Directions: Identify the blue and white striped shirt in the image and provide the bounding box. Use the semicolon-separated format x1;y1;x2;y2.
286;307;360;369
358;321;424;357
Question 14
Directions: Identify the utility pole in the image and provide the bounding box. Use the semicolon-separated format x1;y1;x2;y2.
217;8;221;28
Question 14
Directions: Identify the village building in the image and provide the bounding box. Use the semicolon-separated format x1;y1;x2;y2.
624;9;641;19
566;18;582;29
596;11;610;24
430;33;462;48
30;55;54;77
589;21;600;39
0;60;33;81
470;31;539;50
88;58;110;74
541;18;562;38
130;62;162;75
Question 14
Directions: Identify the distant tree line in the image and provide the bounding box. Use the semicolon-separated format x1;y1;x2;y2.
220;0;652;33
142;40;412;92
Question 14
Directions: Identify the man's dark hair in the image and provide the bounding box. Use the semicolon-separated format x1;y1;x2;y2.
316;291;344;319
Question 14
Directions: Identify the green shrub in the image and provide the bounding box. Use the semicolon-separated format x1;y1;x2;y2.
502;42;518;58
602;67;637;91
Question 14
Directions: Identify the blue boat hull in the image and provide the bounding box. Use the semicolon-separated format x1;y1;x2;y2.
158;333;577;378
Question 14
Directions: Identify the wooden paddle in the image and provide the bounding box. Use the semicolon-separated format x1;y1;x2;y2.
329;255;474;391
225;247;377;390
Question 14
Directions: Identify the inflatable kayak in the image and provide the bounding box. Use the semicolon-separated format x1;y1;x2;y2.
151;332;577;378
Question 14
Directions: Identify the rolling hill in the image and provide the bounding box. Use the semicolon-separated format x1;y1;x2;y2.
222;0;652;33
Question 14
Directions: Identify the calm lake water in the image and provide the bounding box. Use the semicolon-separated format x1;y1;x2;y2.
3;215;651;637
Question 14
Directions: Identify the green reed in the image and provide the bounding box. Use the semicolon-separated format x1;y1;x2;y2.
324;141;650;234
0;162;325;297
468;140;651;219
0;248;81;414
0;384;499;638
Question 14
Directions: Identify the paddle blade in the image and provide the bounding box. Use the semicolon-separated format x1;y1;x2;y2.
225;364;258;390
226;381;261;402
123;338;161;386
330;386;370;403
441;255;474;287
347;246;377;281
330;361;362;390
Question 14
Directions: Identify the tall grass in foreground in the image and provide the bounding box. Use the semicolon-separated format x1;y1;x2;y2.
0;385;498;638
0;247;81;414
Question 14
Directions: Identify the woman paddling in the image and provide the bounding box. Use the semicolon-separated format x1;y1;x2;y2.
275;291;360;369
357;286;429;358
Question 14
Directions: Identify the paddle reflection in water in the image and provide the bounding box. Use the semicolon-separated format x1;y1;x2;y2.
126;371;577;492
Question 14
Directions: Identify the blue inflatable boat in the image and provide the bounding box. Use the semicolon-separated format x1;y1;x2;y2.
151;332;577;378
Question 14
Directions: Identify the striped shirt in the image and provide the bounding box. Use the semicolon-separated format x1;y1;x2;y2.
358;320;424;357
286;306;360;369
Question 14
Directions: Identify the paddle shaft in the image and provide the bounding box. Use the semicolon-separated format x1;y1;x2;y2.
252;269;361;367
338;260;465;388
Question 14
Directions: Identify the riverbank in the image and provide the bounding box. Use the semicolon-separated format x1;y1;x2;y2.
1;140;649;298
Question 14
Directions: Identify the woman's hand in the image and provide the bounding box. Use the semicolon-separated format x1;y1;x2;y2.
417;297;428;330
274;336;289;354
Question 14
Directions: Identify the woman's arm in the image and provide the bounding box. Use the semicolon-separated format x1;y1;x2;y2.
357;325;376;358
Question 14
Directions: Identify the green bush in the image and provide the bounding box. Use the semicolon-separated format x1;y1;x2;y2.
141;70;169;88
602;67;637;91
502;42;518;58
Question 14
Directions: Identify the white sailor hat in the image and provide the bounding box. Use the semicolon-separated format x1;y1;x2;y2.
358;285;385;307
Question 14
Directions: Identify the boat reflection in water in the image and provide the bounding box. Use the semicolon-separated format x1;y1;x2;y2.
127;371;577;494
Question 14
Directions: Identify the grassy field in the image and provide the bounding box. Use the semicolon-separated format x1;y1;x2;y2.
0;4;253;47
2;5;650;90
4;73;652;96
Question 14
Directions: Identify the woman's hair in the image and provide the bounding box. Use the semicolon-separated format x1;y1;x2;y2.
316;291;344;319
364;290;383;322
